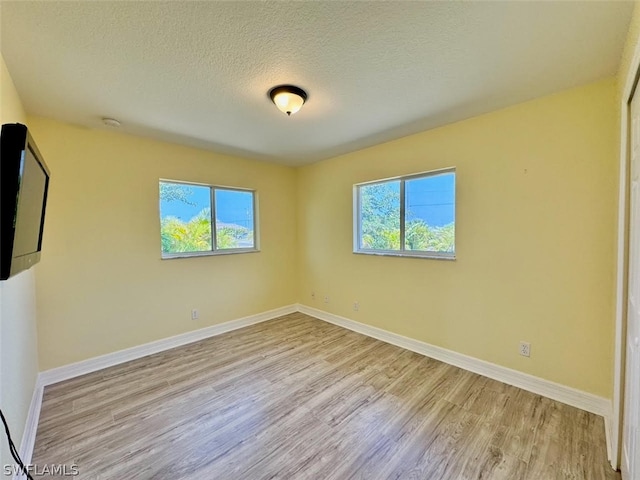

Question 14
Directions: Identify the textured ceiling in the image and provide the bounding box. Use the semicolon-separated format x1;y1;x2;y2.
0;1;633;165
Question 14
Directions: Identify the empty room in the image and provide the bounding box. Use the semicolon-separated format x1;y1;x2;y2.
2;1;640;479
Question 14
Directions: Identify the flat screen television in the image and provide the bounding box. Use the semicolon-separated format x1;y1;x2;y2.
1;123;50;281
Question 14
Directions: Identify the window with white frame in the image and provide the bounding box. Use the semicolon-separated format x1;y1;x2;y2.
354;168;455;259
159;180;257;258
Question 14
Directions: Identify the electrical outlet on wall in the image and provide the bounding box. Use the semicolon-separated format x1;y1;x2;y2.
311;292;315;300
353;301;359;311
191;309;199;321
519;341;531;357
324;296;330;304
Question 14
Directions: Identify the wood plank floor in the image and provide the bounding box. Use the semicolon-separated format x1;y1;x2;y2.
33;313;619;479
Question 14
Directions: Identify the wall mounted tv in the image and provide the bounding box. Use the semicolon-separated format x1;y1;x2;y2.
1;123;50;281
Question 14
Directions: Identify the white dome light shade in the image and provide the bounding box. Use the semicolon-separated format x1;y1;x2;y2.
269;85;307;116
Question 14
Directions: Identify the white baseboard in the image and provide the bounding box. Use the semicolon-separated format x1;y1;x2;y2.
297;304;612;419
22;302;614;477
605;412;613;464
15;304;296;478
14;382;43;480
38;304;297;387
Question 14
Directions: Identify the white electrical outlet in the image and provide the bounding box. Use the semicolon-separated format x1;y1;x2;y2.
191;309;199;321
324;296;330;304
353;301;359;311
519;341;531;357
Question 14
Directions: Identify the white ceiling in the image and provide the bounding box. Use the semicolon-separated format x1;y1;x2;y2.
0;1;633;166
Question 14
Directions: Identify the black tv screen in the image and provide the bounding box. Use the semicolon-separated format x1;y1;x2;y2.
1;123;50;280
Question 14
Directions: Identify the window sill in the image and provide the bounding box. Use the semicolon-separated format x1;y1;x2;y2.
353;250;455;261
161;249;260;260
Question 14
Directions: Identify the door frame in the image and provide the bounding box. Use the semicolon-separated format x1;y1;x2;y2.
613;35;640;471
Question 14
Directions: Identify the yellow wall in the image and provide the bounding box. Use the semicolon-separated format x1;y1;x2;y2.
27;117;298;370
4;57;624;402
0;54;39;468
297;78;618;397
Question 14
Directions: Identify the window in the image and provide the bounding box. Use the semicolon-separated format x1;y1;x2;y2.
354;168;455;259
159;180;257;258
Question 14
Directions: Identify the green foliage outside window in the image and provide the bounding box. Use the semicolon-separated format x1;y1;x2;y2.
359;180;454;253
159;182;254;255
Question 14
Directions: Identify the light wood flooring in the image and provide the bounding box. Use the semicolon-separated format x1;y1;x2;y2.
33;313;619;479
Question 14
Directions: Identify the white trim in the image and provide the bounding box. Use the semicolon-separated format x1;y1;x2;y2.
17;304;296;475
297;304;611;418
352;251;456;261
605;412;614;465
14;382;44;480
613;84;630;472
38;304;296;387
352;168;457;260
161;248;260;260
17;303;615;476
613;28;640;471
21;303;616;472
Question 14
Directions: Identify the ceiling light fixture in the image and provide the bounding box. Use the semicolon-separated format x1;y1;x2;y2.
269;85;307;116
